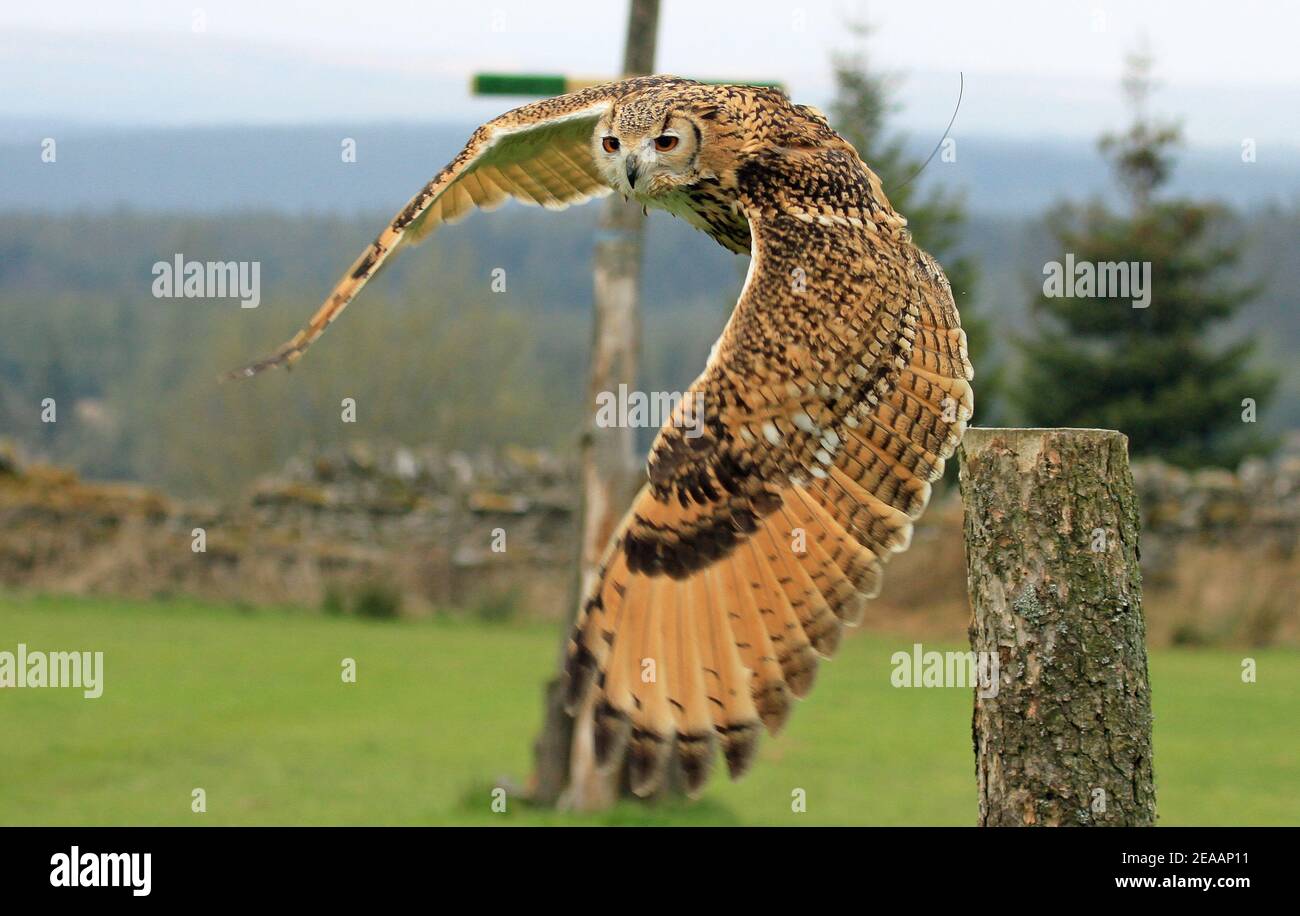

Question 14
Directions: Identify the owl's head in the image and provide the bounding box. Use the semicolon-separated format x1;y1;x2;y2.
592;102;707;197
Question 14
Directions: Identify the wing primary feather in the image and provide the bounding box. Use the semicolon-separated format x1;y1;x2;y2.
761;511;843;658
563;545;629;714
593;571;644;768
627;577;674;796
746;539;819;698
727;549;792;734
674;576;717;795
785;489;875;624
701;566;762;779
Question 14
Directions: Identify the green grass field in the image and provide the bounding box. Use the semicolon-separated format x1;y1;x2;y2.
1;594;1295;825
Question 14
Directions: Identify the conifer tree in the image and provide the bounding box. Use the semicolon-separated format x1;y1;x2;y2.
1016;49;1276;467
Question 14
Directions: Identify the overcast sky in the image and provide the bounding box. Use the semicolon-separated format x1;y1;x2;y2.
3;0;1298;147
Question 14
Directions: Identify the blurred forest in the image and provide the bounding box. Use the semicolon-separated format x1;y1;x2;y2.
0;206;739;495
2;192;1297;497
1019;51;1279;466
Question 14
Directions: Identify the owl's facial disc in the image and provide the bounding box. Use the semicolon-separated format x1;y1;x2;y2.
594;113;700;197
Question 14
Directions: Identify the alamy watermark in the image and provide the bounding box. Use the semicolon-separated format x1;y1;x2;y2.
595;384;705;439
151;253;261;308
890;642;999;698
1043;253;1151;308
50;846;150;896
0;643;104;698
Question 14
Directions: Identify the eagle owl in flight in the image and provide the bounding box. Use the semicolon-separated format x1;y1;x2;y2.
230;76;974;796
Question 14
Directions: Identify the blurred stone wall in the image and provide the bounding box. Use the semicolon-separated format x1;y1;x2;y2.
1;435;1297;645
0;441;578;620
1131;438;1300;646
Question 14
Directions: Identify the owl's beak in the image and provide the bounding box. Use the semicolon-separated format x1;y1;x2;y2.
625;156;640;190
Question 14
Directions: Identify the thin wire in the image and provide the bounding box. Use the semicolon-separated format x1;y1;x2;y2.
888;71;964;194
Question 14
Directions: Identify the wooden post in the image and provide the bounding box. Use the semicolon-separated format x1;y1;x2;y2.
529;0;661;809
960;428;1156;826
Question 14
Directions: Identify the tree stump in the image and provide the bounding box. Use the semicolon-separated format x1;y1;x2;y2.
959;428;1156;826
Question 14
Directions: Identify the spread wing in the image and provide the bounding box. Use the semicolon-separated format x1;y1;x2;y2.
563;144;975;795
223;78;660;380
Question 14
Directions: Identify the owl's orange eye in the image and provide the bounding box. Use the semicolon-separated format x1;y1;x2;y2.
653;134;679;152
601;136;620;153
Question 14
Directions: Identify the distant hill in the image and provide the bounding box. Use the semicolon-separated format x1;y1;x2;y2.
3;121;1299;217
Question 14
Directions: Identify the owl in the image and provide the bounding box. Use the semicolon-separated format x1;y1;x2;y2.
229;76;974;797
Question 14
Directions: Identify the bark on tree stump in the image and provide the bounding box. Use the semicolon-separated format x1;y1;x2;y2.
959;428;1156;826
